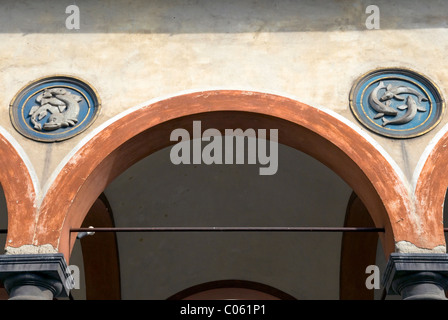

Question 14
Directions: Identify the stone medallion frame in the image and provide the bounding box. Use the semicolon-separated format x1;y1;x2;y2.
9;75;101;142
349;68;445;139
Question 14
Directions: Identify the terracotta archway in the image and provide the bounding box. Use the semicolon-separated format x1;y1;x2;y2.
414;124;448;251
340;192;378;300
29;90;415;261
80;193;121;300
0;128;37;250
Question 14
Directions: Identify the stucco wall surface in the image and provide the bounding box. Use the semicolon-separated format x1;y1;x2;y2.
0;0;447;188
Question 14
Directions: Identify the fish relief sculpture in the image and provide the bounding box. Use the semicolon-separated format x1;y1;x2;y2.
349;68;444;139
28;88;82;131
368;82;428;127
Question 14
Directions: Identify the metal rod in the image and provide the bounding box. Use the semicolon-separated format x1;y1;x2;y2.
70;226;386;233
2;226;448;234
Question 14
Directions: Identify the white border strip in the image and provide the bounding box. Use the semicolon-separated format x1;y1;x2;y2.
41;87;410;201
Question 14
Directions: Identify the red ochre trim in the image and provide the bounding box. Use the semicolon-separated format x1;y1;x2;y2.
414;130;448;251
340;193;378;300
32;90;416;260
80;194;121;300
0;133;37;249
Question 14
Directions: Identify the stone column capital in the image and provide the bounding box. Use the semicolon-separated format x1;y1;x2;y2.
383;253;448;300
0;253;72;300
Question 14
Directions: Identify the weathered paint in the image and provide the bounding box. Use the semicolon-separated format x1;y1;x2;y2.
0;127;38;250
413;123;448;252
25;90;416;259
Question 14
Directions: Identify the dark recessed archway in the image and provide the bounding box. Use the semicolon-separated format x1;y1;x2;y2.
167;280;296;300
340;192;378;300
79;193;121;300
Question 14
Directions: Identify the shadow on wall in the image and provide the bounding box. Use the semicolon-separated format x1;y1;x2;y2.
1;0;447;34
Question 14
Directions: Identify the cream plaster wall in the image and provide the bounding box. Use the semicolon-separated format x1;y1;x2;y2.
0;0;447;191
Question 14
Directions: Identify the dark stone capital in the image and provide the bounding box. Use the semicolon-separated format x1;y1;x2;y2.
0;253;72;300
383;253;448;300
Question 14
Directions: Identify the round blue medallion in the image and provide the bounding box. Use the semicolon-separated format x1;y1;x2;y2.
10;75;101;142
349;68;444;138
